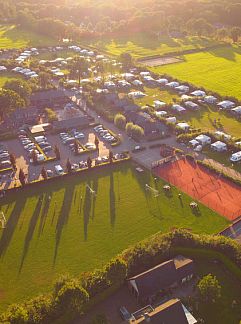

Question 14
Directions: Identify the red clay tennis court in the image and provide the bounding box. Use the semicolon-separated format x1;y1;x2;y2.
154;158;241;221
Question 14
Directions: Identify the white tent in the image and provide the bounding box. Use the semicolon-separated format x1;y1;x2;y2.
211;141;227;152
154;100;166;109
195;134;211;145
177;122;190;131
217;100;235;110
191;90;206;97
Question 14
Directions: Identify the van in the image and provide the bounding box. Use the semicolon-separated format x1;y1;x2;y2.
35;136;46;143
54;165;64;175
230;151;241;163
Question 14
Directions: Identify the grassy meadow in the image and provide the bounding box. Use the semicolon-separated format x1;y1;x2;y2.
0;25;57;49
0;162;228;310
151;45;241;100
86;34;217;58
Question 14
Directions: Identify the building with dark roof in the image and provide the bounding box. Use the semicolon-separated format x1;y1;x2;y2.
31;89;70;108
129;298;197;324
127;256;194;304
52;115;91;130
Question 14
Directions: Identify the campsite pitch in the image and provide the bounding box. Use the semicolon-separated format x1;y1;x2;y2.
154;158;241;221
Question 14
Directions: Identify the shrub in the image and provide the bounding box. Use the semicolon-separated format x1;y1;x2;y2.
197;274;221;303
104;258;127;285
114;113;126;130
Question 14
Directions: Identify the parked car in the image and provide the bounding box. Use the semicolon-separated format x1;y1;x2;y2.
54;164;64;175
119;306;134;321
43;146;52;152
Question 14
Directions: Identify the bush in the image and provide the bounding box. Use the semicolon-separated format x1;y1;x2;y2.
198;274;221;303
114;113;126;130
104;258;127;285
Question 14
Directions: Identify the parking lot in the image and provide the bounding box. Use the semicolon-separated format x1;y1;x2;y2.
0;125;123;190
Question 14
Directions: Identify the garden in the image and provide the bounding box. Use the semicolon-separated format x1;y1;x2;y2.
0;161;229;311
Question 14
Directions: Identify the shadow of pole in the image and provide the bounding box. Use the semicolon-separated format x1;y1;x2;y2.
38;192;53;237
0;197;27;258
19;195;43;273
83;183;92;241
53;185;75;266
91;177;99;220
109;173;116;227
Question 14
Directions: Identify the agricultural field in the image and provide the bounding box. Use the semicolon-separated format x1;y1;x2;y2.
86;34;217;58
0;24;57;50
0;72;23;88
0;162;228;310
151;45;241;100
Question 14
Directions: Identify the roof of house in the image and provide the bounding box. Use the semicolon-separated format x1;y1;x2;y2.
128;256;193;298
53;116;89;129
130;299;190;324
31;89;68;101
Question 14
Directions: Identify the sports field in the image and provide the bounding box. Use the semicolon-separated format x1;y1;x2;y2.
0;162;228;310
0;25;57;49
151;45;241;100
87;34;216;58
154;158;241;221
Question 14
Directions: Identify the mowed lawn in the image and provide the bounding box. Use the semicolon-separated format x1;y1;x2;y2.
0;162;228;310
87;34;217;58
0;25;57;49
151;45;241;100
0;72;23;88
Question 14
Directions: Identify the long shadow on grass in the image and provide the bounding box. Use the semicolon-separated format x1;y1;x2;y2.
53;186;75;265
0;197;27;258
109;173;116;227
91;178;98;220
19;196;43;273
83;184;92;241
38;192;52;237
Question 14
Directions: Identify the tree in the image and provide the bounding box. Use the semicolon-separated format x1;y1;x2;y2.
104;258;127;285
0;89;25;120
198;274;221;303
71;56;89;86
30;150;38;165
41;167;48;180
216;28;228;40
119;52;133;69
230;27;241;43
94;136;99;150
109;150;113;164
45;108;58;122
54;145;60;160
9;153;16;170
114;114;126;130
39;72;51;89
19;168;26;186
4;79;32;106
66;158;72;173
87;157;92;169
4;304;28;324
132;125;144;140
74;139;79;155
56;279;89;313
125;122;134;137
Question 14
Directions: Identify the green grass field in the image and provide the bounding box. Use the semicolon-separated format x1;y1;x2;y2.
0;72;23;88
151;45;241;100
86;34;217;58
0;25;57;49
0;162;228;310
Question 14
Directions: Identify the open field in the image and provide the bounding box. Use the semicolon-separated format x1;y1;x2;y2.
85;34;217;58
151;45;241;100
154;158;241;220
133;87;179;106
0;25;57;49
0;72;23;88
0;162;228;310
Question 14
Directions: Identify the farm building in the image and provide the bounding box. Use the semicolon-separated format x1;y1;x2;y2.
130;298;197;324
211;141;227;152
127;255;194;304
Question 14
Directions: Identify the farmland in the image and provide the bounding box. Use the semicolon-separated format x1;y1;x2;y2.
0;24;57;50
151;45;241;100
0;162;228;310
86;34;217;58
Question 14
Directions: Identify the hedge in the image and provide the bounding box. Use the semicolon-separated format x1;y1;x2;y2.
1;229;241;323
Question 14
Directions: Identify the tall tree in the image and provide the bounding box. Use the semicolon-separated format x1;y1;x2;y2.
19;168;26;186
4;79;32;106
66;158;72;173
0;89;25;120
87;157;92;169
54;145;60;160
41;167;48;180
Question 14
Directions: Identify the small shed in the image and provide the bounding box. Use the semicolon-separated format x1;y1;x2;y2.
211;141;227;152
